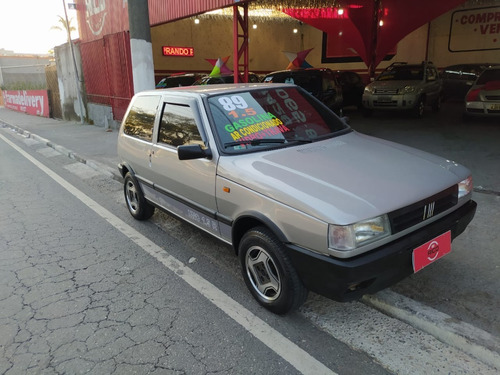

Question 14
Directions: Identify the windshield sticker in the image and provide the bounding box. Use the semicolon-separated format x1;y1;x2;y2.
212;88;335;147
218;93;291;141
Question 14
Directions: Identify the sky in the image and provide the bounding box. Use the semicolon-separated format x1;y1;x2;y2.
0;0;79;55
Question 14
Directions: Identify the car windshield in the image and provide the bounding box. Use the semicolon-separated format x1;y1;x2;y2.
207;86;349;154
377;66;424;81
476;69;500;85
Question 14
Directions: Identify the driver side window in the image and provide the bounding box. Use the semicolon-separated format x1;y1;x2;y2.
158;103;204;147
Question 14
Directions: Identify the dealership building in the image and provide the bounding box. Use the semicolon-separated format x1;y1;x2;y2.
68;0;500;125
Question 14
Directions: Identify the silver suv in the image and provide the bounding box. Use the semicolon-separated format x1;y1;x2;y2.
362;62;442;118
117;83;476;314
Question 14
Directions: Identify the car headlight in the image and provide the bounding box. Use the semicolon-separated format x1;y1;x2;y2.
364;86;375;94
458;176;473;198
328;215;391;251
401;85;415;94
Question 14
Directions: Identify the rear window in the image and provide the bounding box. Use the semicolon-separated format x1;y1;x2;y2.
123;95;160;142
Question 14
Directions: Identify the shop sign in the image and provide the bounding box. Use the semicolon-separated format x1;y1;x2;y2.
449;6;500;52
162;46;195;57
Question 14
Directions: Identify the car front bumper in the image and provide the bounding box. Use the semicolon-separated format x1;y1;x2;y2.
465;101;500;116
362;93;419;110
287;199;477;302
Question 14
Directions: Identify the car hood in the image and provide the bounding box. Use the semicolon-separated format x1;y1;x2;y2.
217;132;470;224
468;80;500;99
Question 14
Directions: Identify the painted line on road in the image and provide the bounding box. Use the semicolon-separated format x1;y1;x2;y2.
1;133;336;375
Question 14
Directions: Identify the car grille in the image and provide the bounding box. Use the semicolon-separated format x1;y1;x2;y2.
388;185;458;234
374;88;399;95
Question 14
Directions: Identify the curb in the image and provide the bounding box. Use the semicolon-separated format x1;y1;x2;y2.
0;120;122;182
2;118;499;371
363;290;500;371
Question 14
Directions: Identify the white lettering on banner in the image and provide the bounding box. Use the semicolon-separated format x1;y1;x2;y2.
3;90;46;116
85;0;107;36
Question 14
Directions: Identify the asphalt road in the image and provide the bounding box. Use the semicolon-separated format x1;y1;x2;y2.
0;100;499;373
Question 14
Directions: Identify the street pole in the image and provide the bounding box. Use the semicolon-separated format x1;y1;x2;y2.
128;0;155;93
62;0;84;124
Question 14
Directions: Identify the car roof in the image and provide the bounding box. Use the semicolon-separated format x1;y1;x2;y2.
137;83;295;97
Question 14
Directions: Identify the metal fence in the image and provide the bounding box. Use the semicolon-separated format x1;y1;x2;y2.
80;31;134;121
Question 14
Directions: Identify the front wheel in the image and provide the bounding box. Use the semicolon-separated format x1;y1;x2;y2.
413;97;425;118
432;96;441;112
123;172;155;220
239;227;308;314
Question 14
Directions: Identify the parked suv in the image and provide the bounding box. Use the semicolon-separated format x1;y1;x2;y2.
362;62;442;118
117;83;476;314
263;68;343;114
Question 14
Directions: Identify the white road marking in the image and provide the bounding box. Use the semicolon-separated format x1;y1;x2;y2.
1;133;336;375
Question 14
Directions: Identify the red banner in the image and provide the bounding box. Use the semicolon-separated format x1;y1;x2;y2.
2;90;50;118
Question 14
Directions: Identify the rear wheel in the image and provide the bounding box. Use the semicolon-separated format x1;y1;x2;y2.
124;172;155;220
239;227;308;314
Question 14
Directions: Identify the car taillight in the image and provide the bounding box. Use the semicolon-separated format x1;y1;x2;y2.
466;87;482;102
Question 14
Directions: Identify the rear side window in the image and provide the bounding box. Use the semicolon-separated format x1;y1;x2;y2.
123;95;160;142
158;103;203;147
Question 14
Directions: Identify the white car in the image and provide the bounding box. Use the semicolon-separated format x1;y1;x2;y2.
464;66;500;118
117;83;476;314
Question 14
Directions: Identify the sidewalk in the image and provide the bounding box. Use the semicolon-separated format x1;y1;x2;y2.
1;106;499;371
0;107;121;180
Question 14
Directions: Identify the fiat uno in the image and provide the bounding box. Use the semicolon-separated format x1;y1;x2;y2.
117;83;476;314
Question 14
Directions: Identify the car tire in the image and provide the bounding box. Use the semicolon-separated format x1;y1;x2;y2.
432;96;441;112
414;98;425;118
124;172;155;220
239;227;308;314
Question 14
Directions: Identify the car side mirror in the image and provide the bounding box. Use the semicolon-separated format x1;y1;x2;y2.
178;144;212;160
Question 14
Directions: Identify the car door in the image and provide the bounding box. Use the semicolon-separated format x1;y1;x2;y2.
149;96;220;235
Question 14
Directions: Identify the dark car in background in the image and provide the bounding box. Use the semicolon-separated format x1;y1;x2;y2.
464;66;500;118
193;73;261;85
334;70;365;108
441;63;494;101
156;73;203;88
263;68;343;114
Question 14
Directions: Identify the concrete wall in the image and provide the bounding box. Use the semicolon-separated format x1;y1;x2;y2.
0;55;51;89
54;43;86;122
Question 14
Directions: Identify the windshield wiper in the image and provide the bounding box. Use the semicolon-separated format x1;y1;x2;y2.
224;139;286;148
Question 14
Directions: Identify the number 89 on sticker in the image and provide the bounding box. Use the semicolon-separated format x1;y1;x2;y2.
218;96;249;111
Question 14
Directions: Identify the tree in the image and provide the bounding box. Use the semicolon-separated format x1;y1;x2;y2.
51;15;76;43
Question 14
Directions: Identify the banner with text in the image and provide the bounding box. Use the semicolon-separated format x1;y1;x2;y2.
2;90;50;118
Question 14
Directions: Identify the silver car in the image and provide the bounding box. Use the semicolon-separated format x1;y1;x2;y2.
117;83;476;314
362;62;442;118
464;66;500;118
